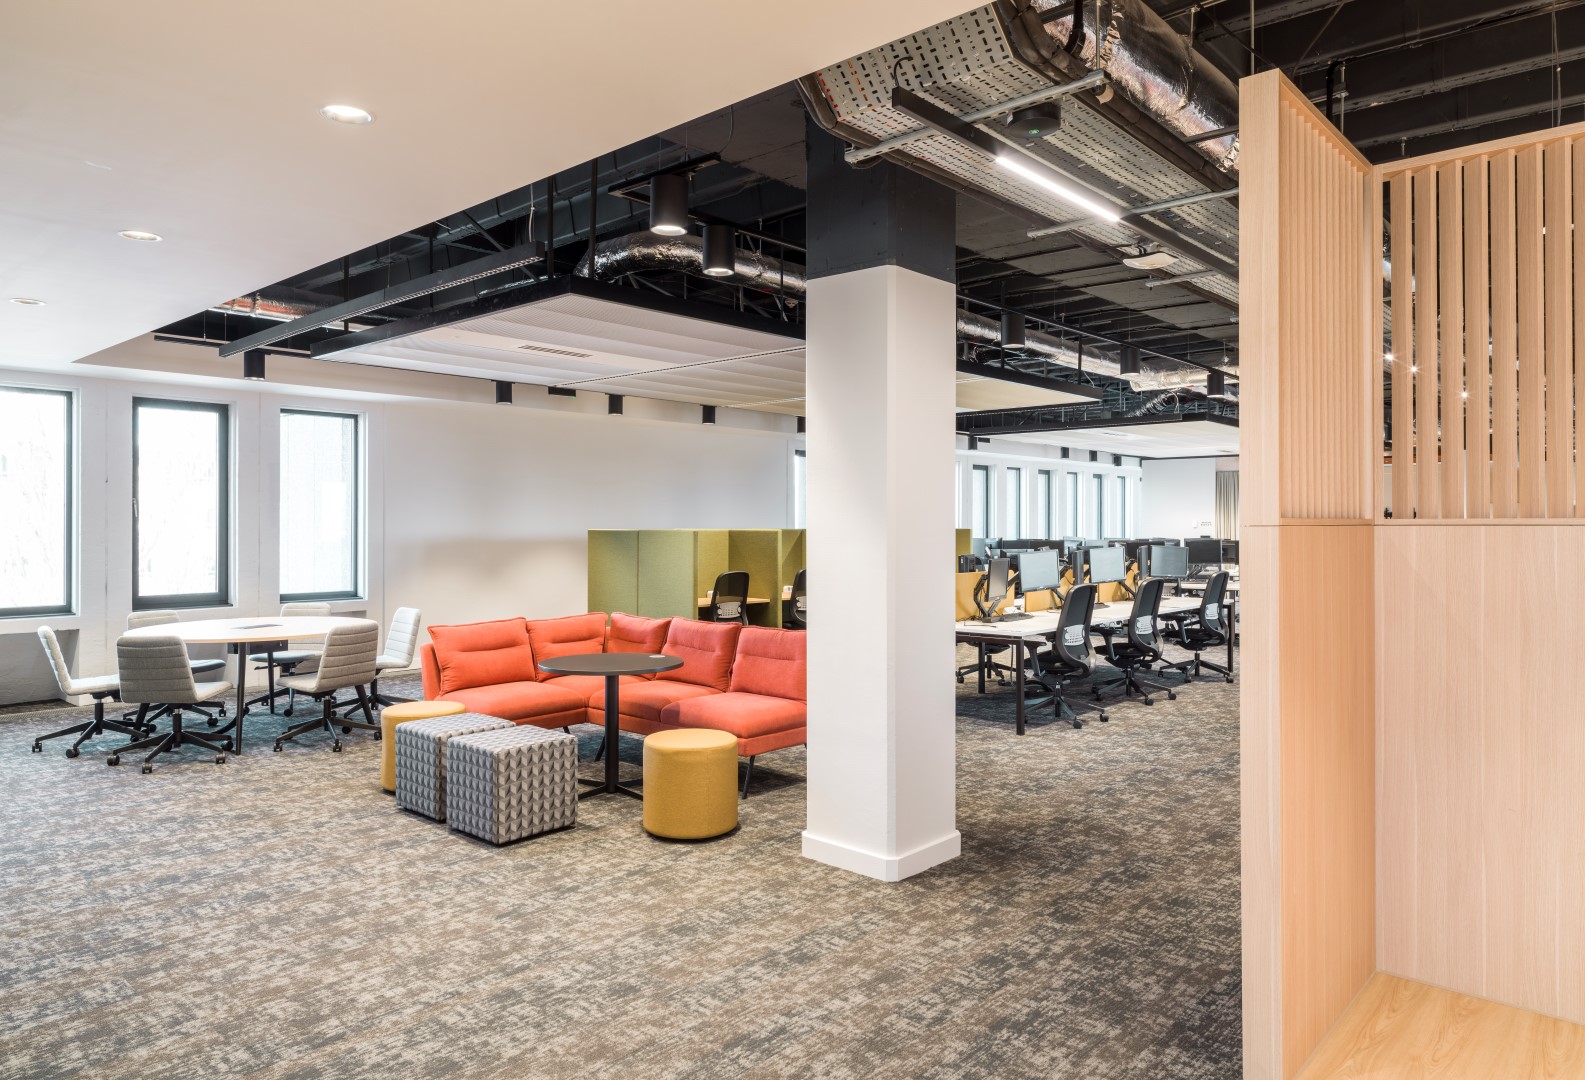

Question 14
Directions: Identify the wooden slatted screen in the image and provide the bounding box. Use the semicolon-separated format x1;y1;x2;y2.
1380;121;1585;519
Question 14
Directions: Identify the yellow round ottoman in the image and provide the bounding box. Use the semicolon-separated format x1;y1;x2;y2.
380;700;465;792
642;729;739;839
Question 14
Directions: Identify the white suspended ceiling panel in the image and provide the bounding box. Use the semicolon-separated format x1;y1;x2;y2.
996;418;1239;459
954;372;1093;411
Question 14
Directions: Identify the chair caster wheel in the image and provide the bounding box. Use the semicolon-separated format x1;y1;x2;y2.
331;741;343;753
215;755;226;765
273;743;284;753
1099;713;1109;722
31;743;42;753
1225;676;1234;684
1168;691;1177;700
340;726;352;735
141;764;153;774
65;747;80;758
107;755;120;766
207;716;219;726
219;706;228;717
1070;720;1082;730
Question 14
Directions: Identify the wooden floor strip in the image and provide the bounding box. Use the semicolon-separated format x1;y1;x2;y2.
1296;974;1585;1079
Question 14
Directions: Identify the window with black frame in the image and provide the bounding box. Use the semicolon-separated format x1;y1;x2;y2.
0;386;74;617
279;409;361;601
133;398;230;609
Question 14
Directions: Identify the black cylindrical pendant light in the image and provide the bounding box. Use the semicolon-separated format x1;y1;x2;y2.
608;394;624;415
494;380;513;405
1000;312;1026;348
1119;347;1140;376
242;349;266;381
649;174;689;236
701;405;717;425
702;223;734;277
1207;370;1227;397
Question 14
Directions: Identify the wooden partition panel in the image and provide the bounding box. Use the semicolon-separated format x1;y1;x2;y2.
1240;70;1378;1080
1381;121;1585;520
1376;522;1585;1025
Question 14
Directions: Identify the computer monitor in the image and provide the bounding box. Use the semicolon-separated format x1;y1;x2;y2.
1141;543;1189;579
971;537;988;559
1220;540;1240;565
1120;538;1150;561
1017;548;1065;595
985;536;1003;558
1084;545;1127;584
1184;537;1223;566
975;557;1011;621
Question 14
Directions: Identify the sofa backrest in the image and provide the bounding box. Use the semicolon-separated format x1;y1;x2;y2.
524;612;609;680
426;618;537;697
607;613;672;679
728;626;806;701
657;618;741;691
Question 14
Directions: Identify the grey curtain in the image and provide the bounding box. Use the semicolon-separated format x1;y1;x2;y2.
1215;470;1240;540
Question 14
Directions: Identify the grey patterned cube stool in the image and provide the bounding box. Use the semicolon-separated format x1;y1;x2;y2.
394;713;513;821
445;726;579;844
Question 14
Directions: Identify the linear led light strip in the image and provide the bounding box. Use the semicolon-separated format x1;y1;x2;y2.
550;346;805;389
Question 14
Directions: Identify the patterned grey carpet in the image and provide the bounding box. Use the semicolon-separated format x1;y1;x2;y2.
0;646;1239;1080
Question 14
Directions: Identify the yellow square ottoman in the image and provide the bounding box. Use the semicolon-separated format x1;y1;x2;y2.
380;700;465;792
642;728;739;839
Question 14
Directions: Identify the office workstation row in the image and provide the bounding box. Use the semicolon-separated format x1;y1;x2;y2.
955;544;1236;736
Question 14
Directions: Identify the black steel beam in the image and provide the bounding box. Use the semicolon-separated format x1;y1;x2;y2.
219;243;545;357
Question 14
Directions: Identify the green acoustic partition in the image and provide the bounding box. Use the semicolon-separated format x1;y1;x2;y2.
779;528;806;628
588;531;639;614
694;529;731;611
727;529;783;627
956;528;972;557
587;527;809;625
637;530;698;618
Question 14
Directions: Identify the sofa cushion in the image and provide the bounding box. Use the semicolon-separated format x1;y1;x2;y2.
662;692;806;740
525;613;609;681
607;613;671;654
442;680;587;728
728;626;806;701
426;619;537;697
591;680;719;725
657;618;741;691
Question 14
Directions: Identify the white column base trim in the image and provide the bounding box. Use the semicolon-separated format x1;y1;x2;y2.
801;828;962;882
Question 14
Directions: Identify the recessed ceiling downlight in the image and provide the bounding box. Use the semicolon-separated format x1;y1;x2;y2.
320;104;374;125
8;297;46;306
119;229;163;242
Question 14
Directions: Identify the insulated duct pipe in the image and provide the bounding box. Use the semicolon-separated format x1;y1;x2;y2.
1024;0;1241;173
209;295;376;332
576;231;1218;391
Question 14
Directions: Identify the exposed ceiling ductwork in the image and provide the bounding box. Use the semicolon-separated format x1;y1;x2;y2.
1018;0;1241;174
576;230;1218;392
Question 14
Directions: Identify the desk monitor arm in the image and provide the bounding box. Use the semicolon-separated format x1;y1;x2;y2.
1114;560;1138;600
973;573;1005;623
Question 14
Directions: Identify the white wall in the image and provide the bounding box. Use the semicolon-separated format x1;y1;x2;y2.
0;347;799;704
955;439;1143;540
381;399;794;630
1139;457;1222;539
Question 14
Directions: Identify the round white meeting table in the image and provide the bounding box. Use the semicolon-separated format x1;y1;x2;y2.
122;617;371;754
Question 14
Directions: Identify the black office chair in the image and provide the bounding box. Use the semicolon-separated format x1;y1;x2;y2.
1095;576;1178;705
788;568;807;629
1161;571;1234;684
1027;583;1108;728
706;571;751;625
957;554;983;573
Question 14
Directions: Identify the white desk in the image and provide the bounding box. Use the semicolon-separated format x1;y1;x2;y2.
954;594;1205;735
123;616;371;752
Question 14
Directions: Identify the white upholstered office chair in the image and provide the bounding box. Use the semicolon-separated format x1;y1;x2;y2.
32;627;138;757
127;610;227;722
272;620;380;754
369;606;421;708
250;601;332;715
111;634;233;773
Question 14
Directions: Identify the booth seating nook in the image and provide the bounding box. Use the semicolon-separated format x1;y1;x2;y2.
419;613;807;788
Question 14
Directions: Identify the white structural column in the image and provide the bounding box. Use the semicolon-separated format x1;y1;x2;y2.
800;122;960;881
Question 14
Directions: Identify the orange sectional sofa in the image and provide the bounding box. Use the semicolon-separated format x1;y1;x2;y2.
418;612;806;789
